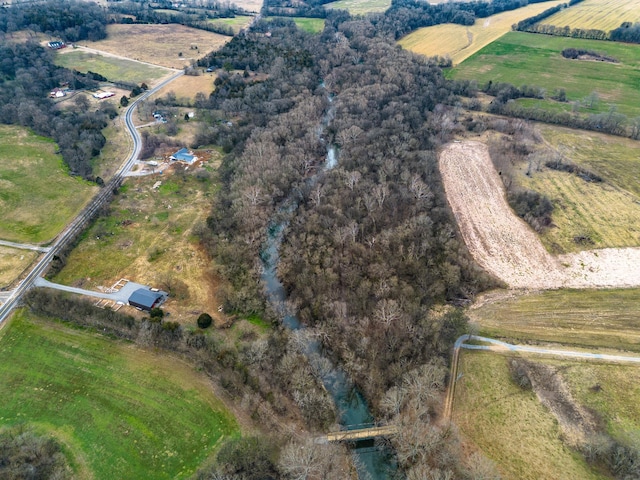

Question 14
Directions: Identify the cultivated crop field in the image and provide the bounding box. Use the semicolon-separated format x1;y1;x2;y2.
0;125;97;244
81;24;230;69
449;32;640;117
399;1;565;64
53;164;223;323
0;246;37;288
325;0;390;15
0;310;238;479
54;49;168;84
542;0;640;32
470;288;640;352
454;352;605;480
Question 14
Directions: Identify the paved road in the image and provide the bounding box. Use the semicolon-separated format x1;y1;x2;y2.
0;240;50;253
0;70;184;325
445;334;640;421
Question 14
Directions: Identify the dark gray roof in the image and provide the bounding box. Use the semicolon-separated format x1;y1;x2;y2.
128;288;164;309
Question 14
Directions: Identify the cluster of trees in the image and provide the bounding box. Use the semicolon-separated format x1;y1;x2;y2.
517;22;608;40
0;42;116;179
610;22;640;43
0;425;71;480
0;0;107;42
108;1;241;36
562;48;617;62
512;0;583;32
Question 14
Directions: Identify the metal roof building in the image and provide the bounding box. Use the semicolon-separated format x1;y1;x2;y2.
128;288;166;311
170;148;196;164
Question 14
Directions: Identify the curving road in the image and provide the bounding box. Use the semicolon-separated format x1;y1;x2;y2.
444;334;640;421
0;70;184;325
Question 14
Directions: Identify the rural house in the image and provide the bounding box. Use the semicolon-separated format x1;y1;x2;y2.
170;147;197;164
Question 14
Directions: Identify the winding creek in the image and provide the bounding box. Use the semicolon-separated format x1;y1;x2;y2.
260;88;398;479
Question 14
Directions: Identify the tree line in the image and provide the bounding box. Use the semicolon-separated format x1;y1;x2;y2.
0;0;107;42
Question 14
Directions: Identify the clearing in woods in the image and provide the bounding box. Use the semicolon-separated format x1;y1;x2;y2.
399;0;565;64
0;125;97;244
0;310;238;480
80;24;231;69
541;0;640;32
439;141;640;289
324;0;390;15
209;15;254;33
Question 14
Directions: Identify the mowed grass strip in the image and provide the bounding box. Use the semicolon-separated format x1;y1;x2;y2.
82;24;231;69
0;125;97;244
54;50;167;84
454;351;605;480
449;31;640;117
0;246;37;288
542;0;640;32
324;0;390;15
399;1;565;64
0;310;238;480
469;288;640;351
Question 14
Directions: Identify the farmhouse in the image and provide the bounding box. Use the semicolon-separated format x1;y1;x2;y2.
128;288;167;311
49;88;66;98
48;41;65;49
170;147;197;164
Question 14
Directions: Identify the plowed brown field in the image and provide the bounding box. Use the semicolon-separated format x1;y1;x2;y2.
440;141;640;289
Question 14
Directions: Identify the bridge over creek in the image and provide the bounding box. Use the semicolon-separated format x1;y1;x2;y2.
317;424;398;444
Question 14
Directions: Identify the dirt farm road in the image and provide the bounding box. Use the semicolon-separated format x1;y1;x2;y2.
439;141;640;290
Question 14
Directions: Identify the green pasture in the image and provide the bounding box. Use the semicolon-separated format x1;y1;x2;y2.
266;16;325;33
209;15;253;33
0;310;238;479
0;125;96;244
55;50;167;84
324;0;390;15
470;288;640;352
450;32;640;117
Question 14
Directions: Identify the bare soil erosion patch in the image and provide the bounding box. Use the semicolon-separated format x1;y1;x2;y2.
439;141;640;289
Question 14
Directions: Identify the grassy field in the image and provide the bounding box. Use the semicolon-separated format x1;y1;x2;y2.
518;125;640;253
324;0;390;15
53;164;223;324
209;15;254;33
454;351;605;480
54;50;167;84
449;31;640;117
82;24;230;69
399;1;565;64
542;0;640;32
469;288;640;352
149;73;216;102
563;363;640;445
0;246;37;288
0;310;238;479
267;16;325;33
0;125;97;244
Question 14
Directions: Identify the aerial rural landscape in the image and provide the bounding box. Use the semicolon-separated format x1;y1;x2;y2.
0;0;639;478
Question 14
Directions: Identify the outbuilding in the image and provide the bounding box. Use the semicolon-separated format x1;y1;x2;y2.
128;288;166;311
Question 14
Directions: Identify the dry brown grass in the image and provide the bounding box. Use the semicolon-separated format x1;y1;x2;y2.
399;0;565;64
230;0;263;13
0;247;38;288
81;24;230;69
149;73;216;102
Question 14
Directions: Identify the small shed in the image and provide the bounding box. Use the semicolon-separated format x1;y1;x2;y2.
48;41;65;49
170;148;197;164
128;288;166;311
